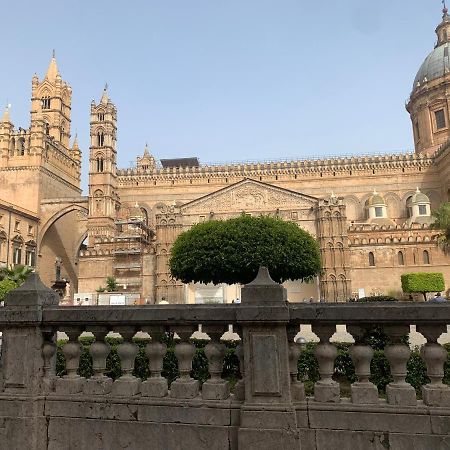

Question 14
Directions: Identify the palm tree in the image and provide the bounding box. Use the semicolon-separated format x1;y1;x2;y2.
0;264;33;284
431;202;450;250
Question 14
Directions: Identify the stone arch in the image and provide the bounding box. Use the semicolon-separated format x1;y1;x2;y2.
38;203;88;293
343;195;362;222
384;192;402;220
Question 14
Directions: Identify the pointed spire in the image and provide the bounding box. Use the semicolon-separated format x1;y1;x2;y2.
144;142;150;156
100;83;109;104
443;0;449;18
45;50;59;81
72;133;79;150
1;104;11;123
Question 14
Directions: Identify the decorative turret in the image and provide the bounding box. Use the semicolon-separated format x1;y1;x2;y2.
365;191;395;226
71;134;81;163
406;188;433;226
0;105;13;165
136;143;156;171
436;4;450;47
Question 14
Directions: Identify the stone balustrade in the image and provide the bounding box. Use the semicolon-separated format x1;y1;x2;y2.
0;270;449;449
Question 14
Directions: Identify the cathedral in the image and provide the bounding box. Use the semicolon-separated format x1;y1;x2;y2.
1;10;450;304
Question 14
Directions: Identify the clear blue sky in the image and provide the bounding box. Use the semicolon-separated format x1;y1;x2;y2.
0;1;443;191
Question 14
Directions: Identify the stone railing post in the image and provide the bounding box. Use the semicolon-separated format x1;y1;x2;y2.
417;324;450;407
202;324;230;400
347;326;378;404
111;326;140;396
237;267;300;450
170;325;199;399
141;326;168;398
56;327;85;394
1;272;59;450
384;325;417;406
287;325;305;401
84;326;112;395
312;324;340;403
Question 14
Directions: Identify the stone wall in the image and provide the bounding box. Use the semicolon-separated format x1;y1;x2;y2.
0;271;449;449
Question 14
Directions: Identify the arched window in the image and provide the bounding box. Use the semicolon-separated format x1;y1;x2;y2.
368;252;375;267
9;137;15;156
41;96;51;110
45;122;50;135
398;251;404;266
97;132;104;146
18;138;25;156
423;250;430;265
98;112;105;121
96;157;104;172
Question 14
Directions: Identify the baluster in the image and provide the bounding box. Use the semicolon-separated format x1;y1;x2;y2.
384;325;417;406
202;325;230;400
170;325;199;399
42;329;57;393
312;325;340;403
111;326;140;396
287;325;305;401
233;326;245;401
347;326;378;404
84;327;112;395
418;325;450;407
141;326;168;397
56;327;85;394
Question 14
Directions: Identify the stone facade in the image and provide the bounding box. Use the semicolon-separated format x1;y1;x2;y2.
3;12;450;302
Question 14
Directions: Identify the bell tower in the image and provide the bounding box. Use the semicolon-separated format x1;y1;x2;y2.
31;52;72;148
87;86;119;241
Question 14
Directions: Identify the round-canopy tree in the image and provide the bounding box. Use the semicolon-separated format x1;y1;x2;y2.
169;215;321;285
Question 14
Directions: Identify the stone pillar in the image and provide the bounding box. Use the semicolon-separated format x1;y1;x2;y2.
202;324;230;400
141;326;168;398
287;325;305;401
418;325;450;407
237;267;300;450
348;326;379;404
312;324;340;403
170;325;199;399
111;326;140;396
2;272;59;450
384;325;417;406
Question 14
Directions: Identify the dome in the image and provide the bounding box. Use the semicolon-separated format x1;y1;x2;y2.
129;202;144;220
413;42;450;91
365;192;386;207
411;188;430;204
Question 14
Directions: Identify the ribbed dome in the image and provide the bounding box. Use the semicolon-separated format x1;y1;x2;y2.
129;203;144;220
366;193;385;207
411;189;430;204
413;42;450;91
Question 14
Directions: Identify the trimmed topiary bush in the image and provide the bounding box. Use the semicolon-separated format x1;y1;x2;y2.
169;215;321;285
401;272;445;301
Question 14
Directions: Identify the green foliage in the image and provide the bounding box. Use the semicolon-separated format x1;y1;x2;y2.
0;265;32;284
106;276;118;292
96;286;106;293
401;272;445;300
0;279;18;301
431;202;450;248
169;215;321;285
358;296;397;303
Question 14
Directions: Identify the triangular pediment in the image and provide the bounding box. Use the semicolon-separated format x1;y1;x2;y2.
180;178;318;214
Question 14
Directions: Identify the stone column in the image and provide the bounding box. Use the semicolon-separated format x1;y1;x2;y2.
170;325;199;399
347;326;378;404
111;326;141;396
312;324;340;403
237;267;300;450
418;325;450;407
384;325;417;406
2;272;59;450
141;326;168;397
202;324;230;400
84;326;112;395
287;325;305;401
